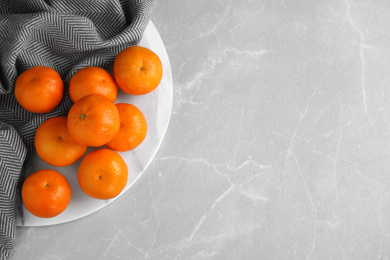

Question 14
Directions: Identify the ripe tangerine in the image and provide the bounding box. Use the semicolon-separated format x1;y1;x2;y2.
113;46;163;95
69;66;118;103
67;94;120;147
34;117;87;167
15;66;64;113
78;149;128;200
106;103;147;151
22;169;71;218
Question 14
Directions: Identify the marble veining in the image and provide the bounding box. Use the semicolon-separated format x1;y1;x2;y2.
11;0;390;259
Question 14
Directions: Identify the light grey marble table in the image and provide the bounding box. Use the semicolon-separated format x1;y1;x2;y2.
11;1;390;259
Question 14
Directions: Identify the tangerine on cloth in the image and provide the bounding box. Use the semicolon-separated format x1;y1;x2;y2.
0;0;155;259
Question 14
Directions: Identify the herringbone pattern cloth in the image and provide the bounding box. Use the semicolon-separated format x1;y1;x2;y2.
0;1;155;259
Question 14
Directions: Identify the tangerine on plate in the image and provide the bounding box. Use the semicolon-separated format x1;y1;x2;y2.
113;45;163;95
69;66;118;103
22;169;71;218
78;148;128;200
67;94;120;147
106;103;147;152
14;66;64;113
34;117;87;167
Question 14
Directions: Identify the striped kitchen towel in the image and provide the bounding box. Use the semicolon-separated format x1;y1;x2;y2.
0;0;155;259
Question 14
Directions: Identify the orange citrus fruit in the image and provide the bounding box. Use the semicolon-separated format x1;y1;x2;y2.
106;103;147;151
22;169;71;218
15;66;64;113
67;94;120;147
34;117;87;167
69;66;118;103
113;46;163;95
78;148;128;200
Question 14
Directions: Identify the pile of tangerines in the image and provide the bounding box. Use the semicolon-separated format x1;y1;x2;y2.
15;46;163;218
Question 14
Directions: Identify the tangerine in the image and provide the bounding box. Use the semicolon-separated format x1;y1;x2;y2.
106;103;147;152
67;94;120;147
78;148;128;200
34;117;87;167
21;169;71;218
69;66;118;103
113;46;163;95
14;66;64;113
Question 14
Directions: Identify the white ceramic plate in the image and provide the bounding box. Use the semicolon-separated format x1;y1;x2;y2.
16;21;173;227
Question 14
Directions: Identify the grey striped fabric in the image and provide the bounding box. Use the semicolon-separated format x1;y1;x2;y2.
0;123;26;260
0;0;155;259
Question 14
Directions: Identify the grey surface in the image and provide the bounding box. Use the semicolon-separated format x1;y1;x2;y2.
11;1;390;259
